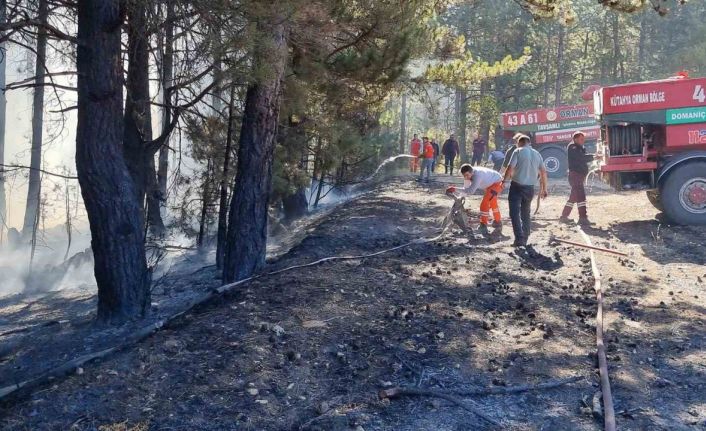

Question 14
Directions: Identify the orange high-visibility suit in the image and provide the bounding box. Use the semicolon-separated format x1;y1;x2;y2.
410;138;422;172
447;166;503;226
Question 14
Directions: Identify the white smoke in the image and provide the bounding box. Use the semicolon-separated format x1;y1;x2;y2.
0;222;95;298
306;154;415;208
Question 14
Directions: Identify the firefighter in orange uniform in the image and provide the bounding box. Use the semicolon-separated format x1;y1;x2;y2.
446;164;504;236
418;137;435;183
410;134;422;172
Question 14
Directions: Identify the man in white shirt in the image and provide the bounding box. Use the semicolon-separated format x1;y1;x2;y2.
446;164;503;235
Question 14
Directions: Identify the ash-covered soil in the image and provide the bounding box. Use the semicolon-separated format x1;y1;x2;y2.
1;175;704;431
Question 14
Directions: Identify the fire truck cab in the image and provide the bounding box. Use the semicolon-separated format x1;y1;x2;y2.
499;104;599;178
594;75;706;225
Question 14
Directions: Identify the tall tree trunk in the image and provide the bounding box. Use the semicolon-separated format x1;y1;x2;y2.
542;28;552;107
282;189;308;221
211;59;224;113
612;13;620;81
0;0;6;244
314;168;325;208
197;159;212;249
76;0;150;323
223;18;288;283
636;14;647;80
123;0;164;238
216;86;236;270
21;0;48;241
554;24;565;106
399;93;407;154
599;14;609;83
479;81;491;145
456;88;468;163
579;31;590;86
158;0;174;212
512;70;522;109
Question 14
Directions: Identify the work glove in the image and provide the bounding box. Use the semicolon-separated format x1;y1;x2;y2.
446;186;456;194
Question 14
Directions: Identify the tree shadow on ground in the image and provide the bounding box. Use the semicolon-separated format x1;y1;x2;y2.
609;220;706;265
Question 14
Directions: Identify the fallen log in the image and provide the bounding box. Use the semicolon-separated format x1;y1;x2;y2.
549;234;628;257
450;375;584;396
379;386;500;427
0;319;69;338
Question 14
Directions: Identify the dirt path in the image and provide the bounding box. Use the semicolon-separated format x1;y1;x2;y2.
1;175;704;430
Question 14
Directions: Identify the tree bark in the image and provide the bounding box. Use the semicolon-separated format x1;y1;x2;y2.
314;168;325;208
554;24;565;106
197;159;212;249
542;27;552;107
456;88;468;163
479;81;491;146
76;0;150;323
223;18;289;283
282;188;308;221
123;0;164;238
21;0;48;241
579;31;590;86
158;0;174;212
0;0;6;244
598;13;610;83
216;85;236;270
636;14;647;80
399;93;406;154
612;14;621;81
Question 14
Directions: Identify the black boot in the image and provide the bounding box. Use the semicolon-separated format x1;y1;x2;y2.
578;217;594;226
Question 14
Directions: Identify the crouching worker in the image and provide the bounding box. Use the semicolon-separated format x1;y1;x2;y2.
446;164;503;236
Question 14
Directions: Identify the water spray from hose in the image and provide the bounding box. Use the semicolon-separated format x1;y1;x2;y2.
361;154;416;183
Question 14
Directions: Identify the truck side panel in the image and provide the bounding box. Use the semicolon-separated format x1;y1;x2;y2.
535;126;600;144
665;123;706;150
601;78;706;114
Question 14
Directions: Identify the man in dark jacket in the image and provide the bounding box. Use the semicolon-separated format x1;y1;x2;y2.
471;136;486;166
560;131;596;225
442;134;460;175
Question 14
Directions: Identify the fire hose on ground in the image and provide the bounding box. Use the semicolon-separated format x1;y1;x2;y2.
578;226;617;431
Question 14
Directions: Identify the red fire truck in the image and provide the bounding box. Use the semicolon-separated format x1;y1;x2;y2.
594;75;706;225
499;104;599;178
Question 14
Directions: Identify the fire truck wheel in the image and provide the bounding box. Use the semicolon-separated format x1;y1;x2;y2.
645;189;663;212
540;148;567;179
661;162;706;225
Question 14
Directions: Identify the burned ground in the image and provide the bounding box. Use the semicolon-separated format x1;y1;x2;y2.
0;176;704;430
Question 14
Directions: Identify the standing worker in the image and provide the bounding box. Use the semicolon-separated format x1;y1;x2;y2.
442;134;460;175
410;134;422;172
431;139;441;173
418;137;435;183
488;147;505;171
446;164;504;236
502;135;548;247
560;131;596;225
501;133;523;175
471;135;486;166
